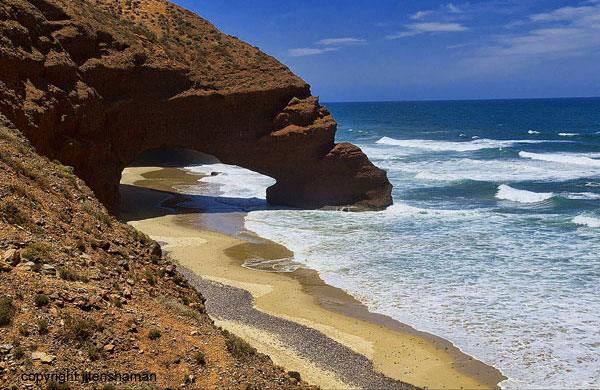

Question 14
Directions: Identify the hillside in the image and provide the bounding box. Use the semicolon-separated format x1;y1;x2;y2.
0;121;316;389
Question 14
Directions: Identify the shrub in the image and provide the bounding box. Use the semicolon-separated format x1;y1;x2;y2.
58;268;88;282
22;241;53;261
75;240;86;252
12;346;25;359
0;297;16;326
87;346;103;361
0;200;31;226
288;371;301;382
18;324;30;336
46;381;71;390
148;329;161;340
34;294;49;307
144;270;156;286
37;319;48;334
193;351;206;366
83;201;112;226
222;329;256;361
60;315;97;343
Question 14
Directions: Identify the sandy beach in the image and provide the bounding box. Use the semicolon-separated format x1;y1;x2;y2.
120;166;505;390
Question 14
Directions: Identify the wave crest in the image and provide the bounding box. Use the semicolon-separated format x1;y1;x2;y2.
496;184;554;203
573;215;600;228
519;152;600;167
376;137;545;152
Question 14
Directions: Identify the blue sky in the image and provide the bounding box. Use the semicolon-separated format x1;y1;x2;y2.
172;0;600;102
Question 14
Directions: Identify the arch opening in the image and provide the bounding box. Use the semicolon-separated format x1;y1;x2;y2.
119;148;282;226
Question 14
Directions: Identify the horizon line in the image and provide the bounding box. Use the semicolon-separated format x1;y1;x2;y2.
321;95;600;104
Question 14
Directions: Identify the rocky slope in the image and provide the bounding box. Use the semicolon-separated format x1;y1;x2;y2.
0;121;316;389
0;0;393;214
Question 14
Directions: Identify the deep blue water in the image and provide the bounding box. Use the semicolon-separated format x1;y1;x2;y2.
190;98;600;388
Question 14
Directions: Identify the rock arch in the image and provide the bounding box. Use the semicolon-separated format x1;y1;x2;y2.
0;0;392;214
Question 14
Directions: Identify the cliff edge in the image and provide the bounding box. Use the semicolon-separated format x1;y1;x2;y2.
0;0;393;213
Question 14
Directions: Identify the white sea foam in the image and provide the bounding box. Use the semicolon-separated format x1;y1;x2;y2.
519;151;600;167
564;192;600;200
528;130;540;134
187;163;275;199
391;158;600;183
558;132;580;136
496;185;553;203
375;136;546;152
573;215;600;228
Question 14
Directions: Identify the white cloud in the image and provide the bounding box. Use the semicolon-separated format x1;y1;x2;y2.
387;22;469;39
317;38;366;45
446;3;463;13
464;4;600;73
287;47;339;57
410;10;434;20
410;3;463;20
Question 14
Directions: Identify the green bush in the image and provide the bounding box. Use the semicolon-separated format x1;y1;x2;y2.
37;319;49;334
193;351;206;366
12;345;24;359
60;316;98;343
222;329;256;361
0;297;16;326
148;328;161;340
34;294;49;307
22;241;53;261
58;268;88;282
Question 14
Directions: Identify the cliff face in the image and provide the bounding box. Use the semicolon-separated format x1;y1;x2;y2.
0;0;393;214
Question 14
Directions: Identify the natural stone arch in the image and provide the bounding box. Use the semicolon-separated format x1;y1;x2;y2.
0;0;393;214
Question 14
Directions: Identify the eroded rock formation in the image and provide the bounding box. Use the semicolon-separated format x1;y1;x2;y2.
0;0;392;213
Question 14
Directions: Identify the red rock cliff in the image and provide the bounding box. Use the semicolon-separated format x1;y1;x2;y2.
0;0;393;213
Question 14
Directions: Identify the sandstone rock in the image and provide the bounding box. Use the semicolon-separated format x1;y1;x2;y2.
0;0;392;215
0;262;12;272
16;261;35;271
31;352;56;364
49;292;60;300
41;264;56;275
103;344;115;353
0;344;13;354
3;249;20;266
150;241;162;258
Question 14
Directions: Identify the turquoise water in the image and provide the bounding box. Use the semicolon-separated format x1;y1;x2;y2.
188;98;600;388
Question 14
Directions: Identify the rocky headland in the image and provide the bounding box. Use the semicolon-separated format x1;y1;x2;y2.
0;0;393;214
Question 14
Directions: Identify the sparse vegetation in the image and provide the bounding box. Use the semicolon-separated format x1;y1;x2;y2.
148;328;161;340
222;328;257;361
0;297;16;326
34;294;49;307
58;267;89;282
18;324;30;336
83;200;113;226
193;351;206;366
159;297;203;323
37;318;49;334
12;345;25;359
46;381;71;390
23;241;54;262
60;315;98;343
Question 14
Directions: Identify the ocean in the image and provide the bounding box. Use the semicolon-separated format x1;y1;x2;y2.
185;98;600;389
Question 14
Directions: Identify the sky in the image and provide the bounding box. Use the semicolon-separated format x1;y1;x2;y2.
171;0;600;102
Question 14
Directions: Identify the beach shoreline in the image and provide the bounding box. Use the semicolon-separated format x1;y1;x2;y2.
119;165;505;389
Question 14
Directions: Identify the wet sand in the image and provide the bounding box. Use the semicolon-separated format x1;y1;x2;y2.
120;166;506;390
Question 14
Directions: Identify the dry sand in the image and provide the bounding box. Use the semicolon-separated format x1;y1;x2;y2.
120;166;505;390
